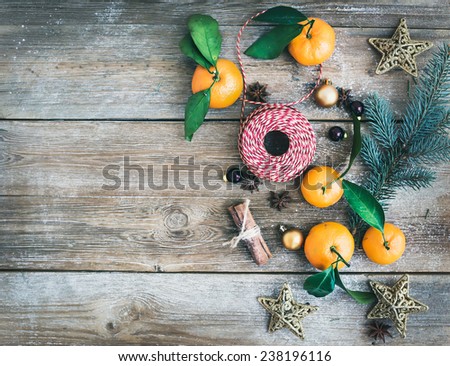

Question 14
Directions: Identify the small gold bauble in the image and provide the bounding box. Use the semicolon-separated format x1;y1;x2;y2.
280;225;304;251
314;79;339;108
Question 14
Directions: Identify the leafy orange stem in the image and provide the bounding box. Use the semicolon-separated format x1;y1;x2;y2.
331;246;350;268
382;233;390;250
305;19;315;39
212;67;220;81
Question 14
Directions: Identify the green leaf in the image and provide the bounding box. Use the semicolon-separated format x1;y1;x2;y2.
179;34;213;70
303;266;336;297
244;24;303;60
254;6;308;24
184;89;210;141
337;114;362;179
188;14;222;67
334;267;377;304
343;179;385;234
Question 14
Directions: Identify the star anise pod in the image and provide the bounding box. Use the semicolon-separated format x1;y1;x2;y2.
336;87;353;108
247;82;269;103
269;191;292;211
368;321;393;343
240;176;261;193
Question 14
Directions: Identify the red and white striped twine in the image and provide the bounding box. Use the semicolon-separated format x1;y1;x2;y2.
236;9;322;182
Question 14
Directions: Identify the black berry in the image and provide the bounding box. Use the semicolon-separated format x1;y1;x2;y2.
225;166;244;183
328;126;347;141
350;100;365;116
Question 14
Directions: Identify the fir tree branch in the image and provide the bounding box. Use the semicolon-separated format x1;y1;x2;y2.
364;96;398;150
390;166;435;190
349;43;450;242
400;44;450;146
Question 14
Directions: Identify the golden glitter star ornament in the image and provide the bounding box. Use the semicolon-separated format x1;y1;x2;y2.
368;275;429;338
258;283;318;340
368;18;433;77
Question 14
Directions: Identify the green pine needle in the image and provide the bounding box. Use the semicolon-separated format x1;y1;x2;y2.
350;43;450;240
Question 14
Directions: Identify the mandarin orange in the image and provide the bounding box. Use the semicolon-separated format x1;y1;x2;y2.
362;223;406;265
301;166;343;208
191;58;243;109
288;18;335;66
304;221;354;270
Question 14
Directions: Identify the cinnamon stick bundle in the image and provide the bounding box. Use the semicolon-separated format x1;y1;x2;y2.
228;202;272;265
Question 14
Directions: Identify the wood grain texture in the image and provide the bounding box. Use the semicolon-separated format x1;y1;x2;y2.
0;194;447;273
1;120;449;197
0;272;447;346
0;1;448;119
0;0;449;347
0;0;447;27
0;121;448;272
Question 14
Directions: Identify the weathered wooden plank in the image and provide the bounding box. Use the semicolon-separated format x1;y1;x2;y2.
1;120;357;196
0;272;447;345
0;120;447;272
0;194;447;273
0;21;447;119
0;0;447;28
0;1;447;348
1;120;448;197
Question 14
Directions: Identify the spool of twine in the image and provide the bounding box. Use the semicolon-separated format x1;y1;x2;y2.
236;10;322;182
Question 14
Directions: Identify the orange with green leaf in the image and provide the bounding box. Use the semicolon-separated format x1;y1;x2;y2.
180;14;243;141
244;6;335;65
191;59;243;109
303;221;376;304
288;17;335;65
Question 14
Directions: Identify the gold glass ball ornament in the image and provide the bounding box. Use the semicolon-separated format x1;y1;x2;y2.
314;79;339;108
280;225;304;251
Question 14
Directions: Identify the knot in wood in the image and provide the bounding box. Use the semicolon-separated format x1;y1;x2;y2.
105;321;119;334
164;208;189;230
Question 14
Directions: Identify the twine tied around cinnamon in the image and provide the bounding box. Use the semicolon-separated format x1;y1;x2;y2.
223;199;260;248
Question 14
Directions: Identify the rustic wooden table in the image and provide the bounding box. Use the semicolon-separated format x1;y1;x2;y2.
0;0;448;346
